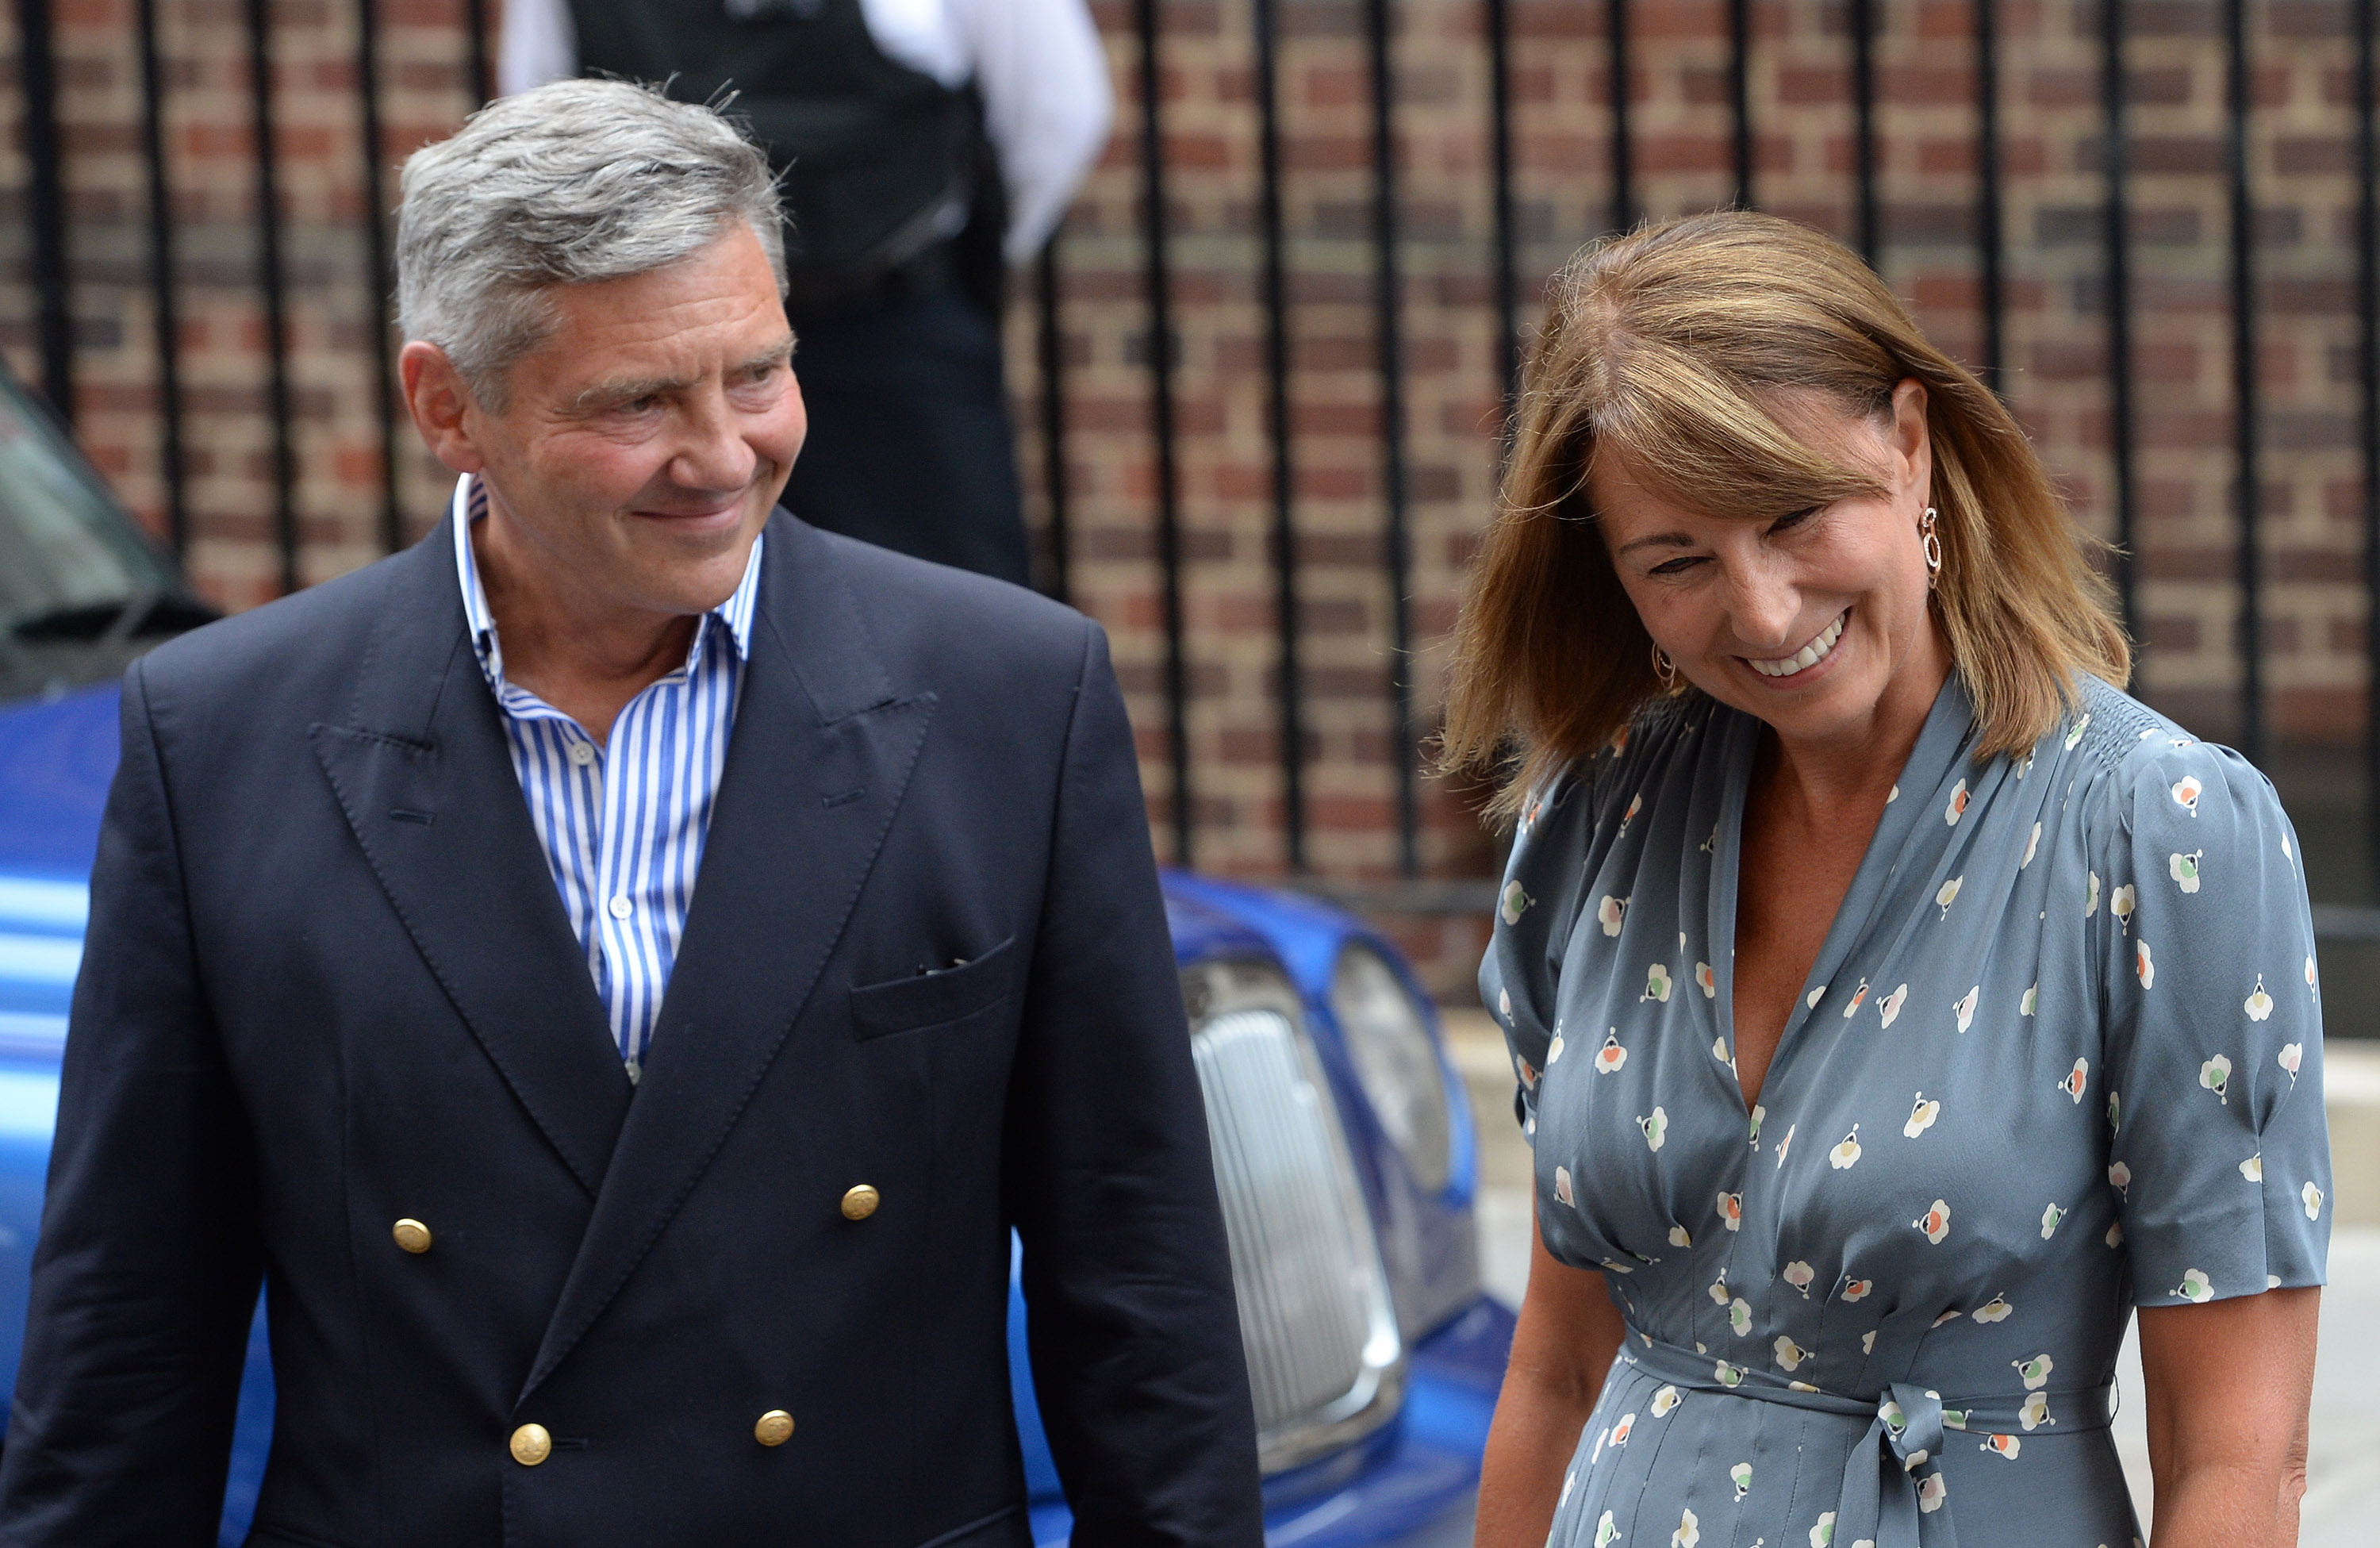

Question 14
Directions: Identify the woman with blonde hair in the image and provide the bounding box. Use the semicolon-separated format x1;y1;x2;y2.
1449;211;2328;1547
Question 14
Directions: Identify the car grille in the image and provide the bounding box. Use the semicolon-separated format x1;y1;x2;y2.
1191;996;1403;1473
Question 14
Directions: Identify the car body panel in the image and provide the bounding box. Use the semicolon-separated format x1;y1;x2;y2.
1020;1295;1512;1548
0;687;116;887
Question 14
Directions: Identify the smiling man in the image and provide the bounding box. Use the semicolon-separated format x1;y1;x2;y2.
0;80;1262;1546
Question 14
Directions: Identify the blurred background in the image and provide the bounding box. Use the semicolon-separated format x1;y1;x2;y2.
5;0;2379;1537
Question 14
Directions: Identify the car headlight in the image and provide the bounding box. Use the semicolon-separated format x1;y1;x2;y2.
1182;958;1405;1473
1328;943;1453;1193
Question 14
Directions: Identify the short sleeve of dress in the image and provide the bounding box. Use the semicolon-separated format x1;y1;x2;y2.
1479;765;1599;1145
2096;739;2332;1306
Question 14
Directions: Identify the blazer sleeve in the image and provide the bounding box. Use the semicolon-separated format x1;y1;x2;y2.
0;660;263;1544
1001;621;1265;1546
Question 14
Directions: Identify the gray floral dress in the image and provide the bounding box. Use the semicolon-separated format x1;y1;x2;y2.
1483;672;2331;1548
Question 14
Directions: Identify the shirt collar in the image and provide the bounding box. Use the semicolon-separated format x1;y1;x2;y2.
449;474;763;693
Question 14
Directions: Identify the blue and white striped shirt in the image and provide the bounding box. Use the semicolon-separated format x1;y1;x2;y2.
451;475;763;1080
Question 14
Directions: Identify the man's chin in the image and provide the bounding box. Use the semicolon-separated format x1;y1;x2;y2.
608;520;762;612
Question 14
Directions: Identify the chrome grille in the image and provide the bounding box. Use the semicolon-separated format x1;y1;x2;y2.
1192;994;1403;1472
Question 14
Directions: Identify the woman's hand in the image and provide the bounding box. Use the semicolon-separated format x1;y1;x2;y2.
2137;1285;2319;1548
1476;1181;1629;1548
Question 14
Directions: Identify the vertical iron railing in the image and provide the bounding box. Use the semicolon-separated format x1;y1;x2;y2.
1365;0;1420;879
2359;0;2380;890
244;0;300;595
1974;0;2004;393
1484;0;1519;409
2102;0;2138;632
1253;0;1307;872
464;0;493;107
134;0;187;553
1035;240;1073;607
17;0;72;423
1609;0;1634;231
15;0;2380;905
357;0;403;557
1851;0;1879;269
2225;0;2263;765
1729;0;1753;209
1133;0;1193;868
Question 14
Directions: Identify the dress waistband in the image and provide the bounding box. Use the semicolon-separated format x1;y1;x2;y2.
1614;1327;2115;1548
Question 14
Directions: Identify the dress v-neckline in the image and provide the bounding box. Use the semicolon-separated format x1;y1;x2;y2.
1704;674;1977;1117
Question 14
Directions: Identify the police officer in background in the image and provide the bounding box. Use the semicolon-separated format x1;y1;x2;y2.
502;0;1112;586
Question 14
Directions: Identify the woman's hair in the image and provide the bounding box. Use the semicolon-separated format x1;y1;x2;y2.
1440;210;2130;814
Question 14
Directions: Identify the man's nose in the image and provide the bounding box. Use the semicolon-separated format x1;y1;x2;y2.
670;393;760;493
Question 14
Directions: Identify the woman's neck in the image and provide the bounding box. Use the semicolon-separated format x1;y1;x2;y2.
1760;618;1952;820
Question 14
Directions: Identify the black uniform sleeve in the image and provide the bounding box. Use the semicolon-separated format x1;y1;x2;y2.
1002;621;1265;1546
0;659;263;1545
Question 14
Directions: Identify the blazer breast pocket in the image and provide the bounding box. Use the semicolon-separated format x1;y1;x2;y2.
849;936;1020;1041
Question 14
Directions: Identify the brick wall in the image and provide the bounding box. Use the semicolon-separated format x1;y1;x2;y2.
0;0;486;607
3;0;2373;997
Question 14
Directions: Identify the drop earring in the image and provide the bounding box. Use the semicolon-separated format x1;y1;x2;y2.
1920;506;1942;589
1651;642;1679;689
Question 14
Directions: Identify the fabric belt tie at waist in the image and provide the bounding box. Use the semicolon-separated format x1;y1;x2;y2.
1616;1327;2114;1548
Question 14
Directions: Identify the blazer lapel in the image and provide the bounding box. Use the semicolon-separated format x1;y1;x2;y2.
310;522;633;1197
522;515;935;1396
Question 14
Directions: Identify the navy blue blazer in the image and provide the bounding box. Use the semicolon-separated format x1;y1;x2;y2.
0;512;1263;1546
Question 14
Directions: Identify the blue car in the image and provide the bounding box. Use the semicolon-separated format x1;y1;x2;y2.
0;364;1512;1544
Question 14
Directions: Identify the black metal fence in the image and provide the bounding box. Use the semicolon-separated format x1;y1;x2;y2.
1038;0;2380;896
13;0;490;575
10;0;2380;912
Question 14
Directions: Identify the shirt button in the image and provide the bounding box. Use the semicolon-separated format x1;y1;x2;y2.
608;896;633;920
569;741;594;767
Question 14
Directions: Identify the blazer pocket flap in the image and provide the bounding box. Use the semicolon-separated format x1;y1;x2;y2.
850;936;1019;1039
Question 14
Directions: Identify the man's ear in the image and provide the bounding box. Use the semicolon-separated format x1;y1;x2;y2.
399;341;489;474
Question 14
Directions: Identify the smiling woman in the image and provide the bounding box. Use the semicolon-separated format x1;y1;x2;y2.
1446;213;2328;1548
1441;210;2129;816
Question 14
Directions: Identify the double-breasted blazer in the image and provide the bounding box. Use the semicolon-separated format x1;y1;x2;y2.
0;512;1263;1546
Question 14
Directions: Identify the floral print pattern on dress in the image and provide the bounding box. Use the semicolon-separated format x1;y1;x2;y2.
1480;676;2329;1548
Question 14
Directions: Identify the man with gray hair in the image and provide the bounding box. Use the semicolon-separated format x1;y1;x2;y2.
0;79;1262;1546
